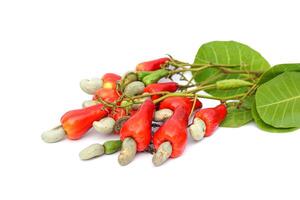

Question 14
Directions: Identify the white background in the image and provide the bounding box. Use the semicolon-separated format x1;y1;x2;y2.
1;0;300;199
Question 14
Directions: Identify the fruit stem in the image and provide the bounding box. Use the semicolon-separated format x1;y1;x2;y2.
153;92;246;104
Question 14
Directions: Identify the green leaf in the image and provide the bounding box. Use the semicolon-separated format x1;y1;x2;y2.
258;63;300;84
256;71;300;128
242;95;255;109
193;41;270;97
252;101;297;133
220;101;253;128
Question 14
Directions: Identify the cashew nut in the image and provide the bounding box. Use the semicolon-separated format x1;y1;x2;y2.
80;78;103;94
189;118;206;141
152;141;172;167
82;100;99;108
154;109;173;122
93;117;115;134
41;125;66;143
118;137;137;166
79;144;104;160
123;81;145;97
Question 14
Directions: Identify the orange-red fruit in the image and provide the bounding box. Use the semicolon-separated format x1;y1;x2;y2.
120;99;155;152
153;106;188;158
102;73;121;89
194;104;227;137
153;97;202;158
93;88;120;103
159;96;202;114
109;108;127;121
61;104;109;140
136;57;170;71
144;82;178;100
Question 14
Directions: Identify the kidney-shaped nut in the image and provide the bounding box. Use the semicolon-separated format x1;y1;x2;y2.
79;144;105;160
189;118;206;141
118;137;137;166
82;100;99;108
152;141;172;167
80;78;103;95
123;81;145;97
93;117;115;134
122;72;138;88
41;125;66;143
154;109;173;122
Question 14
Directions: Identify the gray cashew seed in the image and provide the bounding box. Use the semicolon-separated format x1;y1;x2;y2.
152;141;172;167
41;125;66;143
118;137;137;166
189;118;206;141
80;78;103;95
123;81;145;97
154;109;173;122
79;144;105;160
82;100;99;108
93;117;115;134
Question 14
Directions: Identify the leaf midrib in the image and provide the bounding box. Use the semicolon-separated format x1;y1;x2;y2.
257;95;300;108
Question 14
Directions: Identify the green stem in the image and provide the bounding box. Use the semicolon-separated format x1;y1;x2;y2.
169;67;204;74
130;91;170;100
97;97;116;108
97;97;133;109
178;73;189;81
198;73;223;86
239;74;262;102
178;84;196;90
129;84;216;101
169;65;261;77
98;88;247;112
169;60;244;69
153;92;245;104
186;84;216;93
219;67;263;76
189;94;198;118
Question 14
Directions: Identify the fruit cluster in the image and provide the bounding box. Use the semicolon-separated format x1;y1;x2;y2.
42;56;259;166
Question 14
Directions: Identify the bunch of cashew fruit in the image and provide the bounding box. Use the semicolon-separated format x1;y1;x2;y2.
42;57;248;167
